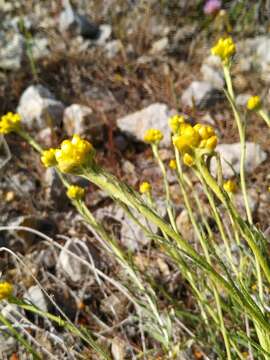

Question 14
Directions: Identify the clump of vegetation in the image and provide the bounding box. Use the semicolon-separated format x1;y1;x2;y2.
1;35;270;359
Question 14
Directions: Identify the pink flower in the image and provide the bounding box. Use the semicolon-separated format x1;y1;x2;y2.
203;0;222;15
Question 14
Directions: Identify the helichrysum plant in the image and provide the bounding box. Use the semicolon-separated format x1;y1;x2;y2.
2;34;270;360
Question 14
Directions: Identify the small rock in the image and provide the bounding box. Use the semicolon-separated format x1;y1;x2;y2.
234;57;252;73
0;31;24;70
100;293;128;318
31;36;50;60
95;24;112;45
24;285;47;312
256;38;270;65
234;188;259;218
17;85;64;130
59;0;100;39
104;40;123;58
176;209;196;243
57;239;96;282
0;334;16;356
181;81;221;109
1;303;20;321
111;337;126;360
63;104;103;139
150;37;168;54
211;142;267;178
203;54;222;68
117;103;175;148
201;64;224;89
236;94;251;107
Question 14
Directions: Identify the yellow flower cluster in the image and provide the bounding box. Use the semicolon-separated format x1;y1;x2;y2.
172;122;217;166
66;185;85;200
168;114;185;134
223;180;237;193
247;96;261;111
211;37;236;64
143;129;163;144
0;282;13;300
0;112;21;134
40;135;95;173
41;149;57;167
139;181;151;194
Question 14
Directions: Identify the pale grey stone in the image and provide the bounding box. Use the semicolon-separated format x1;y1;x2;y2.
211;142;267;178
117;103;175;147
17;85;64;129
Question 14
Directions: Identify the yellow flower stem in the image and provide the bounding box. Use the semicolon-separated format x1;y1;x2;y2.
258;109;270;128
81;165;270;333
11;297;111;360
17;128;43;153
196;159;270;301
194;167;237;275
152;144;178;233
223;64;252;225
175;154;233;359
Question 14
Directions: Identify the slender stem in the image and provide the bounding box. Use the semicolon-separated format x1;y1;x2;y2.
152;144;177;233
223;65;252;224
81;166;270;333
258;109;270;127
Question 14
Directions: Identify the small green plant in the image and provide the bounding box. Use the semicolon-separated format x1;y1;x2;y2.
1;36;270;359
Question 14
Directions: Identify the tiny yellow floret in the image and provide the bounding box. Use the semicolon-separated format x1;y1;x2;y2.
205;135;218;150
0;112;21;134
169;159;177;170
223;180;237;193
67;185;85;200
143;129;163;144
41;148;57;167
0;282;13;300
211;37;236;64
55;134;95;173
139;182;151;194
183;153;195;167
168;114;185;134
247;96;261;111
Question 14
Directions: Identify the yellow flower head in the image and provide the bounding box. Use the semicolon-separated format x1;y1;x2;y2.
0;282;13;300
247;96;261;111
169;159;177;170
143;129;163;145
66;185;85;200
41;149;57;168
55;134;95;173
183;153;195;167
173;124;200;153
211;37;236;64
0;112;21;134
139;181;151;194
168;114;185;134
223;180;237;193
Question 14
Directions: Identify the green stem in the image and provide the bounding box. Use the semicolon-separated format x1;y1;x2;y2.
80;165;270;332
258;109;270;128
152;144;177;233
223;64;252;225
